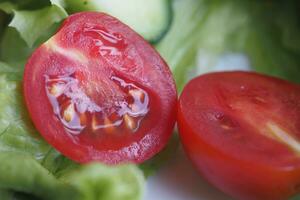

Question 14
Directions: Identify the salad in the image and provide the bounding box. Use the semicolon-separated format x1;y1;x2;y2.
0;0;299;200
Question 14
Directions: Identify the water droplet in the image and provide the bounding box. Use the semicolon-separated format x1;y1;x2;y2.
83;25;126;58
45;73;150;135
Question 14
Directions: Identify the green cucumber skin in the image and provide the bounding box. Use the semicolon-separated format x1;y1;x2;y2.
150;0;173;44
64;0;173;44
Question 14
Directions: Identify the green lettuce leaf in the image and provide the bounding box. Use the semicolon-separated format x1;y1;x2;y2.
0;152;144;200
291;195;300;200
157;0;300;91
0;61;23;80
0;152;78;200
0;23;60;67
60;163;144;200
156;0;211;90
0;74;50;160
0;1;49;13
0;189;14;200
0;2;16;14
239;0;300;83
0;27;32;67
9;4;67;47
50;0;66;10
3;0;50;10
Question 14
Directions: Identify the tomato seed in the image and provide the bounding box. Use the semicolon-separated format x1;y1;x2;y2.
253;96;266;104
63;103;75;122
129;89;145;102
103;117;116;134
124;114;136;131
80;113;87;126
49;83;65;97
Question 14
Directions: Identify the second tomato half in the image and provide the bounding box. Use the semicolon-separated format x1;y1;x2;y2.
178;72;300;200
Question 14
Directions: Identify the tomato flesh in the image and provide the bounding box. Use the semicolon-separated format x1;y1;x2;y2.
24;12;177;164
178;72;300;200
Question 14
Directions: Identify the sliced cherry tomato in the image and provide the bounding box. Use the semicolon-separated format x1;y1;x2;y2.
23;12;177;164
178;71;300;200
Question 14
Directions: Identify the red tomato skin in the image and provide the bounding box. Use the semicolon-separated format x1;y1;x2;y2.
178;72;300;200
178;118;300;200
23;12;177;164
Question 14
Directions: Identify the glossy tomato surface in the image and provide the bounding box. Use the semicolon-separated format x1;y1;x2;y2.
178;72;300;200
23;12;177;164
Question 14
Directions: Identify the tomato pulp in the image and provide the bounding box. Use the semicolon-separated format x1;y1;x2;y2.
24;12;177;164
178;72;300;200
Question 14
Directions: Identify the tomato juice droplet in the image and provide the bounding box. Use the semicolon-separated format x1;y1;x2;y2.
82;24;126;59
45;72;150;136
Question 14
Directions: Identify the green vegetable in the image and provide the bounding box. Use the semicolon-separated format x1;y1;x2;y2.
63;0;172;43
0;74;50;159
157;0;300;91
291;195;300;200
0;152;78;200
0;2;16;14
61;164;144;200
9;4;67;47
0;61;23;80
0;152;144;200
156;0;209;90
0;27;32;67
0;25;60;68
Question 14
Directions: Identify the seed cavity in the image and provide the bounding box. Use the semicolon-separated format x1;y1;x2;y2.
91;115;122;133
45;73;150;136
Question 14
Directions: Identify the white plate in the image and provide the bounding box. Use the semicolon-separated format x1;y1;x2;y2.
144;147;233;200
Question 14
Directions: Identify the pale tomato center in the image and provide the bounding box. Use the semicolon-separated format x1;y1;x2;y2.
228;91;300;155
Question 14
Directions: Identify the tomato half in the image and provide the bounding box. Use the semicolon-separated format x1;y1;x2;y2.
23;12;177;164
178;72;300;200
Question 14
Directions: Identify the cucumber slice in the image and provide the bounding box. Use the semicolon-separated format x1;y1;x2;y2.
64;0;172;43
